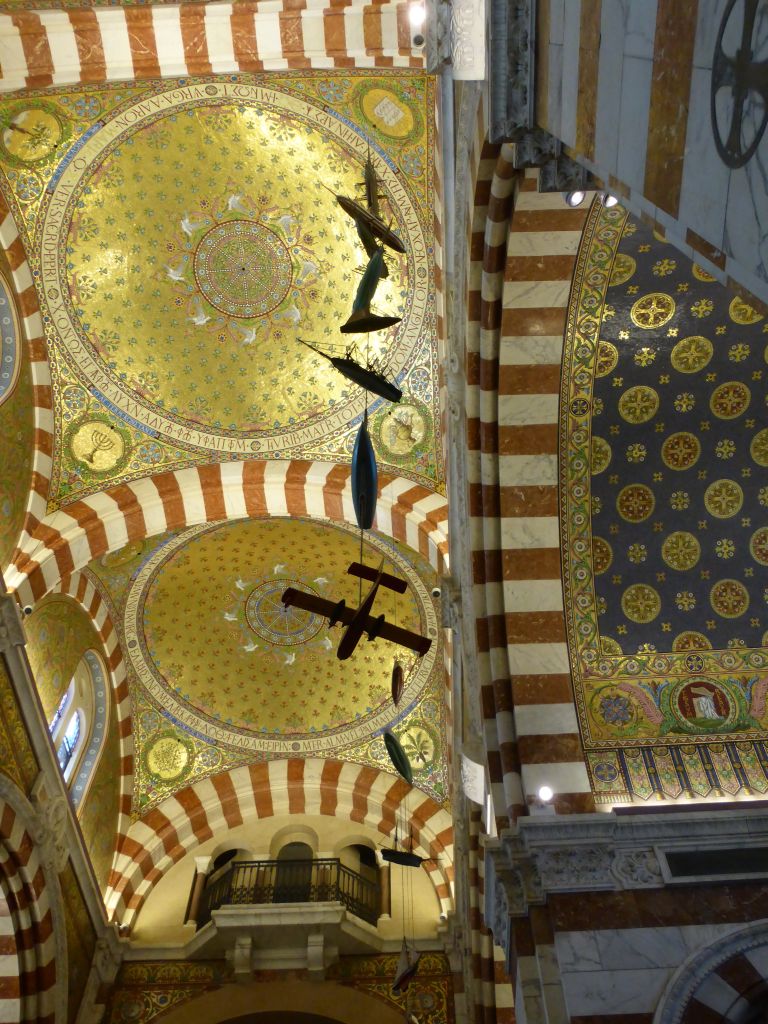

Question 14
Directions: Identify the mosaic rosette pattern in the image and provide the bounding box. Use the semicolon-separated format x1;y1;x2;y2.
0;74;442;510
562;203;768;759
86;520;447;811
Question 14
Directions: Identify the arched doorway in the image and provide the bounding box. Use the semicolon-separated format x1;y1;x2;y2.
274;842;314;903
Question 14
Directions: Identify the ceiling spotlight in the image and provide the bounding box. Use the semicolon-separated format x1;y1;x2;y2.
409;3;426;26
538;785;554;802
602;193;619;208
565;190;585;207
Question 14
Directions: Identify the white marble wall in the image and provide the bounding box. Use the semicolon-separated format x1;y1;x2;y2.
554;923;744;1019
542;0;768;305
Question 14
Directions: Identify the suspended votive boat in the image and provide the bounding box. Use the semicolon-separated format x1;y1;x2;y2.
352;411;378;531
298;338;402;404
384;729;413;784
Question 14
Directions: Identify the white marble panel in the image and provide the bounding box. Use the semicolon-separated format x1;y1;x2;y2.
623;0;658;58
559;0;581;150
37;11;80;86
561;966;670;1017
507;229;582;257
555;930;601;973
498;393;559;426
678;66;730;253
522;760;591;796
503;578;563;612
500;515;559;549
724;253;768;307
693;0;729;69
508;641;570;675
515;703;578;736
594;3;625;177
500;335;564;365
616;56;653;193
502;279;571;308
499;453;557;486
594;928;689;970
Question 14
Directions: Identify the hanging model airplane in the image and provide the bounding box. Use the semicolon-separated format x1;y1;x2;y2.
281;561;432;661
298;339;402;404
341;246;402;334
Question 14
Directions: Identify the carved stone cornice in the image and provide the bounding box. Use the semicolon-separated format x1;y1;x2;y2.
483;807;768;966
489;0;534;142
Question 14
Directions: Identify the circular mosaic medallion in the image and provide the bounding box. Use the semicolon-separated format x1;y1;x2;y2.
145;732;193;782
398;720;438;769
375;401;430;461
661;431;701;471
67;416;129;474
361;88;417;139
704;479;744;518
729;295;763;324
591;436;612;474
621;583;661;623
595;340;618;377
661;531;701;571
0;102;69;165
618;385;659;424
750;527;768;566
670;678;736;730
193;220;293;318
610;253;636;287
593;761;619;783
630;292;675;329
592;537;613;574
616;483;655;522
245;578;325;646
710;579;749;618
594;687;636;727
672;630;712;651
600;636;622;656
670;335;713;374
750;428;768;466
709;381;751;419
692;264;716;283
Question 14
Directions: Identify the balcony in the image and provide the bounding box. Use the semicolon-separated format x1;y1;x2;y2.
197;858;381;929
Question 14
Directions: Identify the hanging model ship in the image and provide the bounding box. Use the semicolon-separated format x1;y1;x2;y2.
297;339;402;404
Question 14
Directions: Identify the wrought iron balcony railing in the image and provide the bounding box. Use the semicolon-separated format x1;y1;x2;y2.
197;858;380;928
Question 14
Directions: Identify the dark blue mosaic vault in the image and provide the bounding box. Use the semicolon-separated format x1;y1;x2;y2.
591;218;768;655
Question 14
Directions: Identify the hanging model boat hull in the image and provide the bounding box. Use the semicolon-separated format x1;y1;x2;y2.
381;848;424;868
334;193;407;254
391;661;404;705
392;941;421;994
297;339;401;403
352;414;378;530
340;310;402;334
384;730;413;784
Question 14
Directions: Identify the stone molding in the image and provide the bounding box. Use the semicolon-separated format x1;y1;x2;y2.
489;0;534;140
484;808;768;954
653;919;768;1024
0;594;25;654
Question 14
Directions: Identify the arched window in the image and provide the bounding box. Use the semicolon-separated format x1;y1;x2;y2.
49;651;109;806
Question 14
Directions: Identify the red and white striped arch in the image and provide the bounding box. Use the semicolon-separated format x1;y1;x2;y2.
465;138;596;819
8;461;448;607
0;0;424;93
51;572;134;844
106;758;454;928
0;195;54;585
0;777;64;1024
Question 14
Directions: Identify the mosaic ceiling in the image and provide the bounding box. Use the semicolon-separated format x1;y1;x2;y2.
87;518;446;814
563;203;768;806
0;73;441;510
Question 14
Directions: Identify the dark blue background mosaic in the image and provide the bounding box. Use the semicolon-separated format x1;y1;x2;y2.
591;218;768;655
